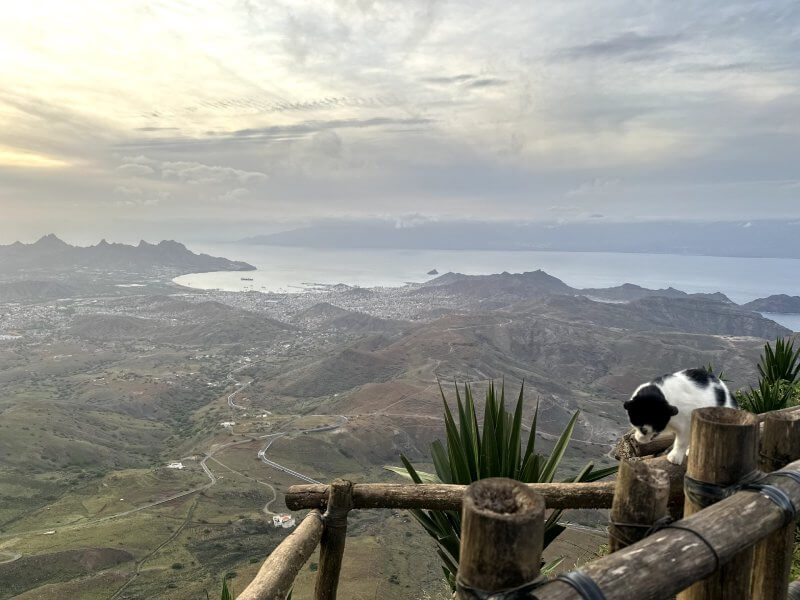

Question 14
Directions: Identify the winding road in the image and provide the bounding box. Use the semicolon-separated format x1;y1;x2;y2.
0;550;21;565
226;372;250;410
0;361;345;573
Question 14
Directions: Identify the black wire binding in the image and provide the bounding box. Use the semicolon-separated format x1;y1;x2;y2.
740;482;797;526
553;571;607;600
772;470;800;487
607;516;674;547
683;470;763;509
455;575;544;600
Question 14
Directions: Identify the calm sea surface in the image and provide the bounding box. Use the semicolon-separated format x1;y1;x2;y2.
175;244;800;331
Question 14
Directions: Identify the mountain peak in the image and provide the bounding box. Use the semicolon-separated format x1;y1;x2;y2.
157;240;187;250
34;234;69;248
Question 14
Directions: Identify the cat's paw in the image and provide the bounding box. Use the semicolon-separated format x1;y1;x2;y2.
667;448;685;465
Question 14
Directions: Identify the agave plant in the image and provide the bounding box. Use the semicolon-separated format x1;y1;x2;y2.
737;379;798;414
704;363;727;382
390;381;617;589
736;338;800;413
220;578;233;600
757;338;800;385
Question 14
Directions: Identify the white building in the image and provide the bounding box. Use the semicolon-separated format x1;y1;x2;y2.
166;461;185;469
272;514;296;529
220;421;236;428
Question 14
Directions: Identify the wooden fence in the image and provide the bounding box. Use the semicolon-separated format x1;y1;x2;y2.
238;406;800;600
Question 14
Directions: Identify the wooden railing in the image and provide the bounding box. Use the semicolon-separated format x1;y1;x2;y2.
238;406;800;600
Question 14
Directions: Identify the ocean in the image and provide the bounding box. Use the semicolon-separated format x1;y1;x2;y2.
175;244;800;331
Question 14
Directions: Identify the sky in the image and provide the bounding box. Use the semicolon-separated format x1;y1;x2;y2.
1;0;799;244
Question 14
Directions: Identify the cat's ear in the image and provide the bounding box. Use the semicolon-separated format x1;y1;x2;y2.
669;404;679;416
623;400;632;410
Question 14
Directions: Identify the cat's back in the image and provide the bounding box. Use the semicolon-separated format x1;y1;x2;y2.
659;368;736;409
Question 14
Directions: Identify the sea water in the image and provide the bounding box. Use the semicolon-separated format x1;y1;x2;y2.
175;244;800;331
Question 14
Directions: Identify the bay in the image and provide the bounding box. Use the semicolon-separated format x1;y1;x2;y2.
175;244;800;330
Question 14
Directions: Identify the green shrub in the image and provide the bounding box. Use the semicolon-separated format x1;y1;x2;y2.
737;338;800;413
757;338;800;385
220;578;233;600
737;379;798;414
392;381;617;589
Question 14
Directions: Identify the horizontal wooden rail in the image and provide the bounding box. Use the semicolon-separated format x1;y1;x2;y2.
529;458;800;599
286;480;617;511
287;454;686;513
237;510;324;600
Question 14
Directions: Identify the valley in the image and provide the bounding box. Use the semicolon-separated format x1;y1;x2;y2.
0;262;792;599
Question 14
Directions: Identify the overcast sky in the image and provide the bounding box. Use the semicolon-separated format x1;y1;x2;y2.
1;0;799;244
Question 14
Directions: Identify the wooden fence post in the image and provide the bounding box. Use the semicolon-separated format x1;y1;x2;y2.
750;412;800;600
237;511;324;600
677;407;760;600
608;460;670;552
314;479;353;600
456;477;544;598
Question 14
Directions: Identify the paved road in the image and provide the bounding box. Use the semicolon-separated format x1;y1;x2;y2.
0;550;21;564
226;372;251;410
0;364;345;555
255;417;348;485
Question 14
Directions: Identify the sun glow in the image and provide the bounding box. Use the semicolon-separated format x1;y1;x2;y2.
0;147;69;168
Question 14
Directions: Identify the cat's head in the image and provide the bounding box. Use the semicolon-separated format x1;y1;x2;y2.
623;383;679;443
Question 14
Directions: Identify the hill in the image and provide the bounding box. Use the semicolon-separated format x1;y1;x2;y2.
582;283;733;304
420;271;736;307
293;302;408;333
742;294;800;314
280;347;403;397
0;235;254;277
419;270;574;299
69;315;159;340
516;295;790;339
0;281;75;302
69;300;292;346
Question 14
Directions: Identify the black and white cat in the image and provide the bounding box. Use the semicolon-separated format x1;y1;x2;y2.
624;368;738;465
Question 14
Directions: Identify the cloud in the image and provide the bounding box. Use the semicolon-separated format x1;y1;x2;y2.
566;178;621;198
393;213;435;228
117;117;435;152
116;163;155;176
3;0;800;240
557;32;684;61
673;62;755;73
116;156;268;186
113;185;169;207
467;78;507;89
218;188;251;203
422;74;477;84
159;161;268;185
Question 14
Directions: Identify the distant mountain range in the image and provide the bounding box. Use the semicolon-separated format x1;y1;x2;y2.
419;270;736;304
0;235;254;276
741;295;800;314
415;270;791;337
241;219;800;259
